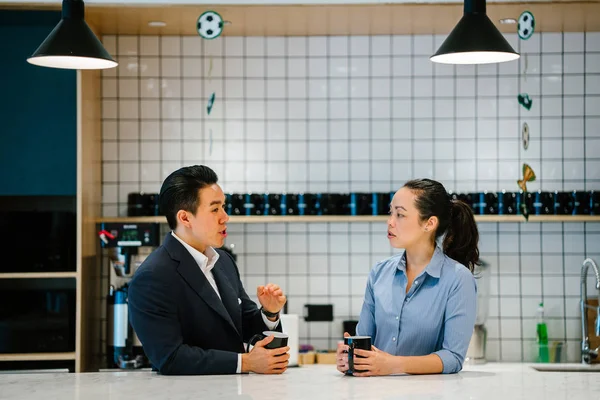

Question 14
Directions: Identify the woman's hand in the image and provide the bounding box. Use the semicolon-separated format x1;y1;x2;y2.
336;332;350;374
352;345;397;377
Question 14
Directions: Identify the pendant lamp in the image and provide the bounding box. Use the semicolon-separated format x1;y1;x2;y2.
27;0;117;70
430;0;520;65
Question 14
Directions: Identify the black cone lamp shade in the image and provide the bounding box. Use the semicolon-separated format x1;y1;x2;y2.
27;0;117;70
431;0;519;65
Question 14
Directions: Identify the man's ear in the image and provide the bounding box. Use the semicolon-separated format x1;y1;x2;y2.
176;209;192;228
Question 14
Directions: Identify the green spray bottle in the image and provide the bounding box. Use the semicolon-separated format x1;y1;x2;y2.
536;302;549;363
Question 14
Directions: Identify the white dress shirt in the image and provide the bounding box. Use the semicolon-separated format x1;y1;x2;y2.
171;232;279;373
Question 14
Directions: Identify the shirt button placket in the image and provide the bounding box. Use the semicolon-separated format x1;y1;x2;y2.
395;308;401;346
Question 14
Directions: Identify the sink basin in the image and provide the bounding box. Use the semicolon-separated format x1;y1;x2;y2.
531;363;600;372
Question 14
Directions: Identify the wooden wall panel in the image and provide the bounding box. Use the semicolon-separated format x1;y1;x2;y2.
2;3;599;36
76;58;102;372
78;3;599;36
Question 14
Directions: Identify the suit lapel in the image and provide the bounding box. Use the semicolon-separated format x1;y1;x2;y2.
164;233;239;336
212;264;242;335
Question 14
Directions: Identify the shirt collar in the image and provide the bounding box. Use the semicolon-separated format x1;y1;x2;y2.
396;244;444;278
171;231;220;274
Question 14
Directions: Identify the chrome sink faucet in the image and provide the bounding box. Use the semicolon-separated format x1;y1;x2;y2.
581;258;600;364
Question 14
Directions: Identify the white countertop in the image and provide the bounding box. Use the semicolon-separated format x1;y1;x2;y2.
1;363;599;400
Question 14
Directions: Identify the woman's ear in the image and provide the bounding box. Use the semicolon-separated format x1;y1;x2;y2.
424;216;439;233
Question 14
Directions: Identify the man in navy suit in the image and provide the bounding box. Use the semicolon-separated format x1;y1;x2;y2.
128;165;289;375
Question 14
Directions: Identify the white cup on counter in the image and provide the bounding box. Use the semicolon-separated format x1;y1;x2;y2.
280;313;299;367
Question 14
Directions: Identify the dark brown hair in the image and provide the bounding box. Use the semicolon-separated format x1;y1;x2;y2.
403;179;480;273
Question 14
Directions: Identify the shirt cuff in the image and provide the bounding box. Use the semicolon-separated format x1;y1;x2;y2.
262;312;280;330
237;353;242;374
433;349;461;374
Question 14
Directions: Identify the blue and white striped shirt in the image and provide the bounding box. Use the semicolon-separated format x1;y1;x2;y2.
356;245;477;374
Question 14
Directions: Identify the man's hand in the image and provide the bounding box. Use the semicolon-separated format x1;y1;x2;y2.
257;283;286;317
241;335;290;374
336;332;351;374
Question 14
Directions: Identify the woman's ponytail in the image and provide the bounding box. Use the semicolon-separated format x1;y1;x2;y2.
442;200;481;273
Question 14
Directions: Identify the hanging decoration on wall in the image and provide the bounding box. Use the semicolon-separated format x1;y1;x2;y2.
518;163;536;192
197;11;229;156
207;57;214;77
522;122;530;150
206;56;215;117
518;93;532;110
517;11;535;41
517;163;536;221
197;11;224;40
207;92;216;115
516;10;537;210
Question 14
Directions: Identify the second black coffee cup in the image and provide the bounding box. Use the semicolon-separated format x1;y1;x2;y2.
248;331;289;350
344;336;372;375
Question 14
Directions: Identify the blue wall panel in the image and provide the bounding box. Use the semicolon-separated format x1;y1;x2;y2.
0;11;76;195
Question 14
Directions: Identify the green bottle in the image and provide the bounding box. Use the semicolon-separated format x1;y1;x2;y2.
536;302;549;363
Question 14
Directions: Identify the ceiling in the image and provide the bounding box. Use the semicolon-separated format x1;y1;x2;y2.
2;1;600;35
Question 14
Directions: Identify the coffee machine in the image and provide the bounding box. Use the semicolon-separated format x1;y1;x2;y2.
465;259;490;364
99;222;160;369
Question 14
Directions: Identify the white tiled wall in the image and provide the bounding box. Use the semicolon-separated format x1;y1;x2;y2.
477;221;600;363
101;32;600;362
221;221;600;362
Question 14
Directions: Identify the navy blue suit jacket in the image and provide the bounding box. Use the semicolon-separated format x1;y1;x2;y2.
128;233;276;375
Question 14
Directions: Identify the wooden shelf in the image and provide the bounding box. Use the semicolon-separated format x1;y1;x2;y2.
96;215;600;224
0;352;76;362
98;216;168;224
495;215;600;223
0;272;77;280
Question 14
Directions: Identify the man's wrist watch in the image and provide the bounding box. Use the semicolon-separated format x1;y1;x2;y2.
260;306;280;319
